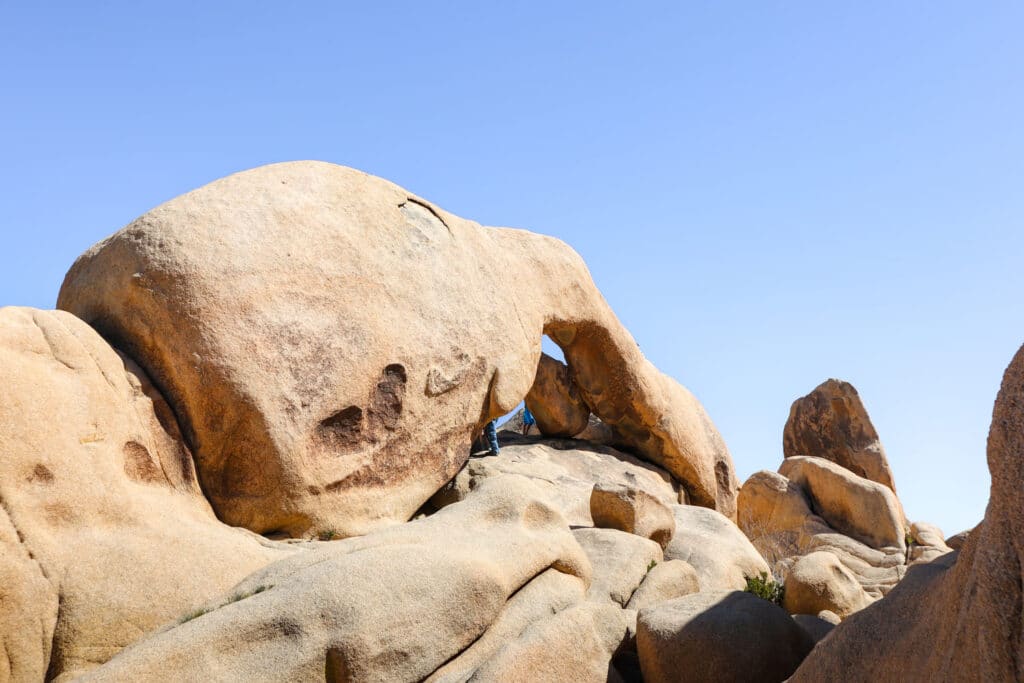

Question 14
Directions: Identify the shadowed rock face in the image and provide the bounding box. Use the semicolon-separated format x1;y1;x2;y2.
783;379;896;492
57;161;737;538
791;342;1024;681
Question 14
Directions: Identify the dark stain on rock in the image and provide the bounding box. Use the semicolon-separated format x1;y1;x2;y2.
123;441;164;484
30;463;54;484
369;364;406;431
318;406;364;451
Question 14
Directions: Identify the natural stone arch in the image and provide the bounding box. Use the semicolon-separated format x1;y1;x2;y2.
59;161;738;538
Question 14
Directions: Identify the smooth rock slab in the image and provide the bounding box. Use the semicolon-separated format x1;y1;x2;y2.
79;477;590;683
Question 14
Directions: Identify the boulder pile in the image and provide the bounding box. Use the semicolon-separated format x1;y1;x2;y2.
0;161;1007;681
738;379;951;610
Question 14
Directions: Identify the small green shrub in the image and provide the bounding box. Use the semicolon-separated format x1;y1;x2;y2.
744;571;784;606
319;529;340;541
647;559;658;573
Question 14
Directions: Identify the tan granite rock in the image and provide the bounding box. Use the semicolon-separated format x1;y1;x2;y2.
664;504;769;591
637;591;814;683
80;477;591;682
625;559;700;611
783;379;896;492
591;482;676;548
782;551;870;618
58;161;738;537
791;341;1024;681
779;456;905;552
0;307;290;680
525;353;590;437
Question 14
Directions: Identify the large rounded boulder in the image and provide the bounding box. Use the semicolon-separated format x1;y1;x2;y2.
58;161;738;537
636;590;814;683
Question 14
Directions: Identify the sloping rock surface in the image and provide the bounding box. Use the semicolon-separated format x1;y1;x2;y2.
81;477;592;683
664;504;769;591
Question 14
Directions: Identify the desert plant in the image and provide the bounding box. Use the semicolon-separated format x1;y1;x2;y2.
745;571;785;606
318;529;339;541
646;559;657;573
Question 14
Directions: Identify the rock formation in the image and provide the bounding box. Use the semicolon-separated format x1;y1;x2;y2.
4;161;1008;682
636;591;814;683
0;307;292;680
783;379;897;491
526;353;591;437
57;161;737;537
740;379;951;610
80;477;595;682
792;342;1024;681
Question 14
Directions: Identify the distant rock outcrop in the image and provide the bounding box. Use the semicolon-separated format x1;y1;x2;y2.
58;161;738;537
741;379;951;611
783;379;897;492
792;343;1024;681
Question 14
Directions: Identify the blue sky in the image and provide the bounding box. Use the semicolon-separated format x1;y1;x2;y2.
3;3;1022;535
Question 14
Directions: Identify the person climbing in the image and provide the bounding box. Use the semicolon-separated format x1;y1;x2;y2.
484;419;500;456
522;405;536;435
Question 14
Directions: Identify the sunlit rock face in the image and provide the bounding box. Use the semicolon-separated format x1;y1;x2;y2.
58;161;737;538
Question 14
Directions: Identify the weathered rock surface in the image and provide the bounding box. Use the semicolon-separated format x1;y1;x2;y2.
425;569;585;683
590;481;676;548
467;602;632;683
58;161;738;537
779;456;905;552
636;591;815;683
526;353;590;437
0;307;291;681
81;477;591;682
792;342;1024;681
782;551;870;618
664;504;769;591
573;527;663;606
625;559;700;611
431;436;682;527
783;379;897;492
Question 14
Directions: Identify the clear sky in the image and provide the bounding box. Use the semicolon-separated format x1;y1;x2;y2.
3;3;1022;535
